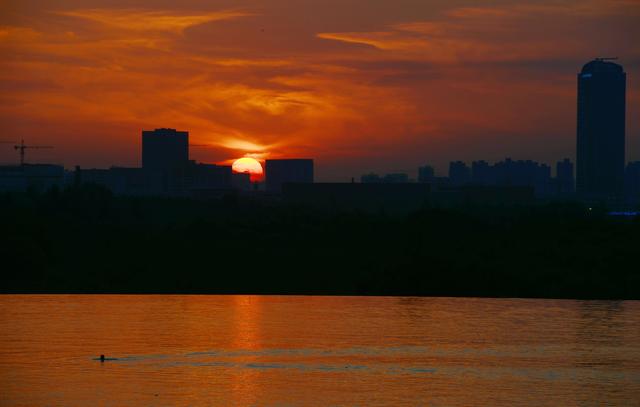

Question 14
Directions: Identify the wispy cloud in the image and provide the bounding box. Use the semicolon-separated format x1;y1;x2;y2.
316;1;640;62
1;1;638;174
317;32;427;51
446;1;640;19
0;26;42;43
54;9;251;33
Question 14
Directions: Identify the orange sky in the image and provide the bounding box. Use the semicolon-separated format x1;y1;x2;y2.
1;0;639;180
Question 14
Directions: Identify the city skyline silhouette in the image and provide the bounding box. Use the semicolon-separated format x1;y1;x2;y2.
2;57;639;204
2;4;640;405
1;1;639;180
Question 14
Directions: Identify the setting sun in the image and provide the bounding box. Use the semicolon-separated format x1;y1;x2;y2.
232;157;264;182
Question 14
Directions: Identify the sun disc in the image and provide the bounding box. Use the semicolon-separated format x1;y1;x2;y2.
232;157;264;182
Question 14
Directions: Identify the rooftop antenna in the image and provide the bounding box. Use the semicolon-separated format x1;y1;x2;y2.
14;139;54;166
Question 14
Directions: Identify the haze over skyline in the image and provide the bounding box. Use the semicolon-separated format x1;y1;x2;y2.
1;0;639;180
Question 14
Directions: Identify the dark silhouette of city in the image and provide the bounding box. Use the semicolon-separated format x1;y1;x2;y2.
1;59;638;299
2;60;638;207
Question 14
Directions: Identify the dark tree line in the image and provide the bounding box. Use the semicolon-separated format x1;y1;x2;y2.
2;184;638;299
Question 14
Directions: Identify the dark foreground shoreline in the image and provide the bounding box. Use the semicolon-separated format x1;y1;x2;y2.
2;186;639;300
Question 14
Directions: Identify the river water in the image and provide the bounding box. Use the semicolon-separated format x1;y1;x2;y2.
0;295;638;406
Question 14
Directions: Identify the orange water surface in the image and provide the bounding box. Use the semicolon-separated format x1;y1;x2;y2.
1;295;639;406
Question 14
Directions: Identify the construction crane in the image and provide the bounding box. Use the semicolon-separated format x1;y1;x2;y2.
14;139;54;166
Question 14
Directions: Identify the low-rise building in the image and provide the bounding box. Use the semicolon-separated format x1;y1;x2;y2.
0;164;65;192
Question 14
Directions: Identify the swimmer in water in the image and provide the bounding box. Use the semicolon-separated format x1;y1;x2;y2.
95;354;118;361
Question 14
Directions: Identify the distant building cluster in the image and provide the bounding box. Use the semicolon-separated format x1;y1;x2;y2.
74;128;243;198
362;157;639;205
358;58;638;206
365;158;568;197
1;58;638;207
0;128;314;197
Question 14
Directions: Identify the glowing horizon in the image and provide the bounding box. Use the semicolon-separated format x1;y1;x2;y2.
1;0;639;180
232;157;264;182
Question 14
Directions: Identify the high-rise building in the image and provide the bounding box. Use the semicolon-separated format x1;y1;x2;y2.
142;128;189;171
265;159;314;192
625;162;640;204
418;165;435;183
576;59;626;200
449;161;471;186
556;158;575;196
471;160;493;186
141;128;189;194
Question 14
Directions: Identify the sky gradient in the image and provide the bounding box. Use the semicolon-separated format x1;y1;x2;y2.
1;0;639;180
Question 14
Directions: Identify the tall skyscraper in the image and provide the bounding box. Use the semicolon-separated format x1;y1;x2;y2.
576;59;626;200
141;128;189;194
142;128;189;171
